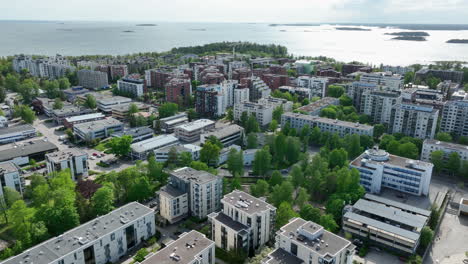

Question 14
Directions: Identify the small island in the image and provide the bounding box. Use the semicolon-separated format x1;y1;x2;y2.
385;31;430;37
122;30;135;33
136;24;157;26
391;36;427;41
447;39;468;44
335;27;371;31
189;28;207;31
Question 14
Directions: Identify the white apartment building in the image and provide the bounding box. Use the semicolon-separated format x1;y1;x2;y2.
169;167;223;220
346;82;378;112
0;124;36;144
421;139;468;162
77;69;109;89
350;148;433;196
343;194;430;254
13;54;74;79
158;185;189;224
208;190;276;254
440;100;468;138
360;90;401;125
0;162;24;197
139;230;215;264
175;119;216;142
296;76;328;98
97;96;132;113
360;72;404;91
46;148;89;181
73;118;124;142
234;87;250;105
130;134;179;160
3;202;155;264
389;103;439;139
263;217;355;264
117;77;145;98
234;97;292;127
282;112;374;137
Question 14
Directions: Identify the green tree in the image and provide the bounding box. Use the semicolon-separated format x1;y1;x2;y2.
3;187;21;207
147;155;164;182
300;204;321;223
269;170;283;187
460;161;468;179
426;76;441;89
398;142;419;159
227;148;244;177
326;198;345;221
158;102;178;118
428;206;440;230
270;181;294;207
108;135;133;157
269;119;278;131
58;77;71;89
18;79;39;104
339;95;352;106
43;80;60;98
230;175;242;191
250;180;269;198
226;108;234;122
14;105;36;124
285;137;301;164
275;202;298;229
327;85;345;98
430;150;444;173
272;106;284;123
128;103;139;115
419;226;434;249
346;134;362;159
84;94;97;109
253;146;272;176
187;108;198;122
435;132;453;142
446;152;461;175
5;73;20;92
246;133;258;149
53;98;64;109
240;111;249;128
246;114;260;134
8;200;35;241
406;255;422;264
91;186;115;216
328;148;348;169
404;71;415;84
373;124;386;139
127;176;153;202
295;187;309;208
200;141;221;166
178;152;193;167
320;214;339;233
290;165;304;188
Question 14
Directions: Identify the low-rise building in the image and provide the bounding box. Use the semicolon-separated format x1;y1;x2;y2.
139;230;215;264
343;194;430;254
458;198;468;216
158;113;189;133
73;118;124;142
111;127;154;143
263;217;355;264
2;202;155;264
0;139;58;165
97;96;132;113
350;148;433;196
200;124;244;147
175;119;216;143
50;106;94;124
131;134;179;160
154;144;201;163
63;113;106;129
77;69;109;89
208;190;276;254
282;112;374;137
117;76;145;98
0;162;24;197
297;97;340;116
0;124;36;144
46;148;89;181
111;102;150;120
421;139;468;162
63;86;91;102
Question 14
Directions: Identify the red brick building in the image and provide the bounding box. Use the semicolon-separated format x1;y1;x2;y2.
261;74;290;91
165;78;192;105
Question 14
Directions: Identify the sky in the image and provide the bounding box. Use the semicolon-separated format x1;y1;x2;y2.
2;0;468;24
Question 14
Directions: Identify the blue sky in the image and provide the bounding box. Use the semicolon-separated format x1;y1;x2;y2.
2;0;468;23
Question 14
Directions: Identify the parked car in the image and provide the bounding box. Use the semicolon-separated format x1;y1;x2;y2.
93;153;98;156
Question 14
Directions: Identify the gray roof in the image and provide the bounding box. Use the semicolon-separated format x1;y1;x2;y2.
141;230;213;264
364;194;431;217
159;185;187;199
297;97;339;114
74;118;123;134
222;190;276;215
2;202;153;264
282;112;374;130
344;211;420;241
0;140;58;162
0;162;19;174
0;124;35;136
170;167;219;184
263;248;304;264
212;212;249;232
131;135;179;153
175;119;215;133
65;113;105;123
112;127;153;138
201;124;243;140
160;113;188;122
352;199;427;229
46;148;88;163
423;139;468;153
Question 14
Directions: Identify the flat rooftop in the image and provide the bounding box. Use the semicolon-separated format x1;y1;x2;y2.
112;126;153;138
0;124;35;135
171;167;219;184
97;96;132;105
131;134;178;153
280;218;351;256
46;148;88;163
424;139;468;152
297;97;339;114
65;113;105;123
0;162;19;174
351;149;432;170
202;124;243;139
160;113;188;122
141;230;213;264
263;248;303;264
222;190;275;215
0;139;58;162
74;118;123;133
283;112;373;130
364;193;431;217
212;212;249;232
159;185;187;199
175;119;215;132
3;202;153;264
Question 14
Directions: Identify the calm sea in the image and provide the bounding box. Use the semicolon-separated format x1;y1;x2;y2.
2;21;468;66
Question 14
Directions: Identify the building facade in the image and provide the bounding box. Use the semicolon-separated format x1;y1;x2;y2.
0;125;36;144
73;118;124;142
46;148;89;181
174;119;216;142
130;134;179;160
0;162;24;197
421;139;468;162
440;100;468;138
389;103;439;139
360;90;401;125
77;69;109;89
117;76;145;98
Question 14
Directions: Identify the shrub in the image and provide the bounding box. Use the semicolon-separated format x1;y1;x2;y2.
134;248;149;262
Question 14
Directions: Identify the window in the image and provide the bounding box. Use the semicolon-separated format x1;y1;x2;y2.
111;233;115;241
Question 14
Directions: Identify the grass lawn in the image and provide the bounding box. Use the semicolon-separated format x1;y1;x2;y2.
94;142;109;152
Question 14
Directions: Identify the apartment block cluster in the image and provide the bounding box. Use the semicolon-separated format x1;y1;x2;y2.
13;54;75;79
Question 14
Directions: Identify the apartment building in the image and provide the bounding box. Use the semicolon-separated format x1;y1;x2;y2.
130;134;179;160
154;144;201;163
261;74;290;91
350;148;433;196
360;90;401;125
46;148;89;181
73;118;124;142
165;78;192;104
233;87;250;105
117;76;145;98
421;139;468;162
97;96;132;113
263;217;355;264
234;97;293;127
63;113;106;129
2;202;155;264
139;230;215;264
440;100;468;137
360;72;404;91
297;97;340;116
0;162;24;197
0;125;36;144
200;124;244;147
415;68;463;83
282;112;374;137
208;190;276;255
195;81;237;117
13;54;74;79
381;65;414;75
343;194;430;254
175;119;216;142
158;113;189;133
158;185;189;224
297;76;328;98
278;86;311;101
241;77;271;102
97;64;129;80
389;103;439;139
77;69;109;90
